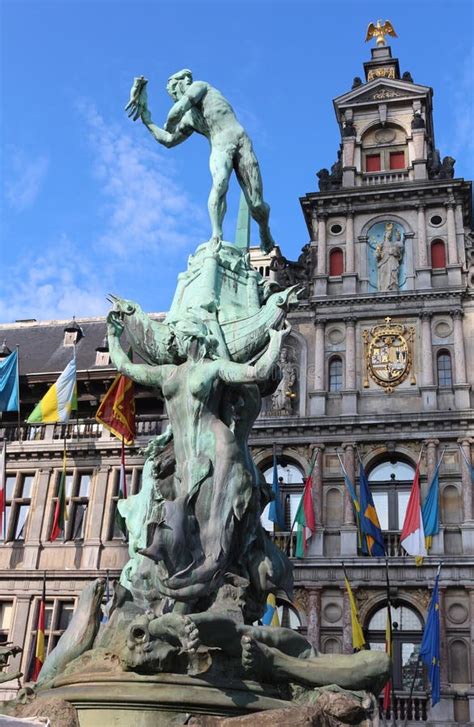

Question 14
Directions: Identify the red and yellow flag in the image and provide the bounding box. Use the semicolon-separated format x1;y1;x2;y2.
95;373;135;445
32;576;46;681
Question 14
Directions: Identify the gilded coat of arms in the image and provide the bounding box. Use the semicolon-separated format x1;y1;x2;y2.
363;317;415;392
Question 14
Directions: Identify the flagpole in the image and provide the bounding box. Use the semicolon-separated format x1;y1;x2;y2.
285;448;318;557
15;345;21;441
402;562;442;727
384;558;397;727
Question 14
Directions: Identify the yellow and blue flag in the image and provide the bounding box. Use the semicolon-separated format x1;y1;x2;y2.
268;448;285;530
262;593;280;626
0;349;19;412
27;357;77;424
419;568;441;706
359;463;385;556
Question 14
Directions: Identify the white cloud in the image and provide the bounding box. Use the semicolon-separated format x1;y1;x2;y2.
4;150;49;211
0;236;109;323
79;102;206;257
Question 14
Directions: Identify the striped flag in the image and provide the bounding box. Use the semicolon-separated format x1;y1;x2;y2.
294;453;317;557
115;439;128;537
95;367;135;445
50;442;68;541
262;593;280;626
343;570;365;651
32;575;46;681
0;349;19;412
0;444;5;539
27;356;77;423
359;462;385;556
400;460;426;561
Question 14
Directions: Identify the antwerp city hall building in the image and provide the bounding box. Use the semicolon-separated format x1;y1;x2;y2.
0;42;473;725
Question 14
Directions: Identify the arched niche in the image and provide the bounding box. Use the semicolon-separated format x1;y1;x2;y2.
322;637;342;654
359;214;415;293
325;487;343;526
442;484;461;524
448;639;469;684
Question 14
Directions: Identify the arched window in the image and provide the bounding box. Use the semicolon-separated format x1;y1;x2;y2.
431;239;446;269
367;603;424;692
328;357;343;392
261;461;305;532
368;459;416;531
329;248;344;276
437;350;452;387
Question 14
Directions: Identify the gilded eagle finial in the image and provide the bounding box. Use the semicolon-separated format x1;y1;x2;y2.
365;20;398;47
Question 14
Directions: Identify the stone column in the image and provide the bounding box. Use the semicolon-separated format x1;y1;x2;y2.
424;439;439;496
314;212;328;295
459;439;474;554
342;318;358;415
342;211;357;294
438;587;449;688
9;596;32;677
342;588;353;654
446;203;458;265
341;443;357;556
345;213;355;273
342;443;356;526
416;205;431;289
452;310;470;409
311;319;327;416
307;588;322;652
420;313;437;411
308;445;324;556
468;589;474;723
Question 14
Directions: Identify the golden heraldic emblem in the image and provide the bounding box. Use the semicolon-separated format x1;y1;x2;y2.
363;317;415;392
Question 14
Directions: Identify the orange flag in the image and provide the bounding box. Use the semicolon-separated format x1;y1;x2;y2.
95;373;135;444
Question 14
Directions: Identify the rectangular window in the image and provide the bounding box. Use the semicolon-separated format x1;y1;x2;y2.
109;468;142;540
51;471;91;541
366;154;381;172
397;491;410;530
389;151;405;170
1;473;35;542
372;492;389;530
0;602;13;646
27;599;75;679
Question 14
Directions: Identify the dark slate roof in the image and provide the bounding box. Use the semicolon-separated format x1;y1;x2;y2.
0;315;163;376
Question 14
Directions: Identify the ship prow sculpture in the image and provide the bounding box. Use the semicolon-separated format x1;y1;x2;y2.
3;68;389;727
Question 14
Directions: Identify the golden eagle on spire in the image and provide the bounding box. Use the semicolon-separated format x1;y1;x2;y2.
365;20;397;47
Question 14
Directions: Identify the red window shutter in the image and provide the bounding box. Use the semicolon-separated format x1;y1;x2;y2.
431;240;446;269
389;151;405;170
366;154;381;172
329;248;344;276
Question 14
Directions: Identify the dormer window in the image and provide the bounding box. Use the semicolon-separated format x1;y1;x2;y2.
389;151;405;170
63;318;83;347
95;336;110;367
366;154;381;172
362;125;407;174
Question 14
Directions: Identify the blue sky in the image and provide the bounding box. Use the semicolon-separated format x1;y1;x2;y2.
1;0;472;322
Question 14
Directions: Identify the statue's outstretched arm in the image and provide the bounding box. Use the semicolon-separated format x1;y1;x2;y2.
142;113;193;149
164;82;207;132
217;324;290;385
107;315;173;388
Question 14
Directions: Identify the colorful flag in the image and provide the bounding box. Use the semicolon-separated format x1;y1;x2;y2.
422;455;444;553
294;454;317;558
32;575;46;681
268;448;285;530
419;568;441;706
95;367;135;445
27;357;77;424
400;461;426;561
262;593;280;626
115;439;128;538
0;444;5;539
344;572;365;651
0;349;19;412
50;443;68;541
337;453;362;548
382;606;393;711
359;462;385;556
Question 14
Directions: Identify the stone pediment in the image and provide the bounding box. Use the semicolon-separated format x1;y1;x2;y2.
334;79;431;108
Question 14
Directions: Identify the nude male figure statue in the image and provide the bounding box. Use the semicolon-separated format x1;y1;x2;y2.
125;70;276;253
